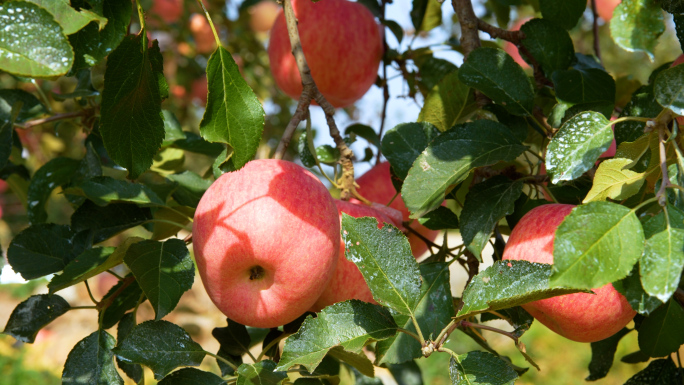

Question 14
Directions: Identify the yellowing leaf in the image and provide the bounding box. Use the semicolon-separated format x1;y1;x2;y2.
584;158;646;202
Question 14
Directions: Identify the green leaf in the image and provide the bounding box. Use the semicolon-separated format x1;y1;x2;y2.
586;328;631;381
615;84;663;146
654;63;684;116
3;294;70;343
330;347;374;378
0;1;74;77
26;0;107;35
71;201;153;244
639;227;684;303
552;68;616;106
457;260;588;318
382;19;404;44
172;131;225;157
623;359;679;384
212;319;251;376
65;176;165;207
237;360;287;385
458;47;535;116
402;120;526;218
7;224;79;280
550;202;644;289
418;70;477;131
519;19;575;77
124;239;194;320
675;15;684;53
539;0;585;30
297;129;317;168
610;0;665;61
0;89;47;124
375;263;454;365
583;158;646;202
159;368;225;385
414;55;457;93
613;266;663;315
460;176;523;258
277;301;398;373
200;46;265;171
116;313;143;383
417;206;459;230
546;111;614;184
388;361;423;385
100;34;167;179
113;320;206;380
316;144;340;164
641;204;684;238
346;124;380;148
341;215;421;315
167;171;211;208
161;110;186;145
449;351;518;385
638;299;684;357
62;330;123;385
27;157;81;224
620;350;650;364
381;122;440;181
411;0;442;32
100;275;144;329
48;247;116;293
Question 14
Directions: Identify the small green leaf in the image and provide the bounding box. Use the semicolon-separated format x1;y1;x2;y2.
550;202;644;289
62;330;123;385
342;215;421;315
159;368;225;385
116;313;143;383
539;0;585;30
237;360;287;385
113;320;206;380
583;158;646;202
3;294;70;343
624;359;679;384
316;144;340;164
382;19;404;44
414;55;457;92
71;201;153;244
172;131;225;157
458;47;535;116
586;328;631;381
124;239;194;320
100;275;144;329
212;319;251;376
388;361;423;385
610;0;665;61
27;157;81;224
65;176;165;207
615;84;662;146
7;224;78;280
346;124;380;148
100;34;167;179
520;19;575;77
613;266;663;315
411;0;442;32
639;227;684;303
402;120;526;218
381;122;440;181
200;46;265;171
552;68;616;106
637;299;684;357
26;0;107;35
48;247;116;293
375;263;454;365
460;176;523;258
167;171;211;208
546;111;613;184
418;70;477;131
297;129;317;168
449;351;518;385
457;260;588;318
654;63;684;116
0;1;74;77
417;206;459;230
277;301;397;373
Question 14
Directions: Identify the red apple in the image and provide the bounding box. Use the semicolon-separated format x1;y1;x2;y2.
356;162;440;258
502;204;636;343
268;0;383;108
503;18;531;70
249;1;281;33
190;14;216;54
192;159;340;328
593;0;621;22
150;0;183;24
311;199;403;311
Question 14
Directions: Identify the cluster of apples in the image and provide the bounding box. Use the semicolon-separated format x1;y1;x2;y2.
192;160;438;328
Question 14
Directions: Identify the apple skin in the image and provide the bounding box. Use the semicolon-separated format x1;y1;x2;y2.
268;0;383;108
593;0;621;22
356;162;440;258
150;0;183;24
249;1;280;33
192;159;340;328
311;199;403;311
503;18;531;70
190;14;216;54
502;204;636;343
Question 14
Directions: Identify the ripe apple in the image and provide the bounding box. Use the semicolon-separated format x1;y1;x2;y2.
356;162;440;258
190;14;216;54
592;0;620;22
311;199;403;311
192;159;340;328
249;1;280;33
268;0;383;108
503;18;531;70
150;0;183;24
502;204;636;343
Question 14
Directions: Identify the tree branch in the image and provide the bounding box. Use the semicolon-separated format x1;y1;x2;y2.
476;19;524;44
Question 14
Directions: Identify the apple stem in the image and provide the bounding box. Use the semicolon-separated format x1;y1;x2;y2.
206;351;239;371
397;328;422;344
84;280;98;305
460;320;519;344
257;333;290;362
133;0;148;50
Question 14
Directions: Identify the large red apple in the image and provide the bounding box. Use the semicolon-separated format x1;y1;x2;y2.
268;0;383;108
311;199;402;311
192;159;340;328
502;204;636;343
249;1;280;33
356;162;440;258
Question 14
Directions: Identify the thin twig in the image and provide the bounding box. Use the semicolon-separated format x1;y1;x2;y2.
16;110;87;130
476;19;524;43
376;0;390;164
590;0;602;63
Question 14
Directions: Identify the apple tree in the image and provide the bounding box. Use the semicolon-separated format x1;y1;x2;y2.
1;0;684;383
